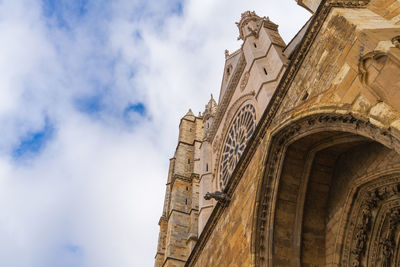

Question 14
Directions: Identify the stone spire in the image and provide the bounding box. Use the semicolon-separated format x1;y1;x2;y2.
203;94;218;139
203;94;217;121
183;108;195;120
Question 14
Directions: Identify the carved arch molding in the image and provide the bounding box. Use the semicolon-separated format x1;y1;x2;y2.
252;113;400;267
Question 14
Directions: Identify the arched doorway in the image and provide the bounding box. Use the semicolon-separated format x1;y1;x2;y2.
253;113;400;266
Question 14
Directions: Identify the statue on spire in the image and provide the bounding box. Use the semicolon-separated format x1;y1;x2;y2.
236;11;279;41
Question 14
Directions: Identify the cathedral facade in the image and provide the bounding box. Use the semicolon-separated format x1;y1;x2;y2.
155;0;400;266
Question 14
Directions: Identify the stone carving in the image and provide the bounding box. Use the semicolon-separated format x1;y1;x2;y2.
392;36;400;49
219;104;256;189
214;95;256;190
188;1;390;265
262;17;279;31
240;71;250;92
236;11;261;41
204;191;230;204
341;181;400;267
225;49;230;58
358;49;400;112
358;51;388;85
253;113;397;267
380;208;400;267
327;0;370;7
236;11;279;41
351;191;379;266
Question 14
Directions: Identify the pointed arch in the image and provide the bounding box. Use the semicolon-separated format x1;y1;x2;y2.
252;112;400;267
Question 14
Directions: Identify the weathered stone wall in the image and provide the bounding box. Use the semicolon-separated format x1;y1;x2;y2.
155;113;203;267
186;1;400;266
276;8;400;126
193;134;269;266
162;2;400;267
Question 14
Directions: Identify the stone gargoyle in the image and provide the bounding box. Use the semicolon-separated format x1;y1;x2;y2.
204;191;230;204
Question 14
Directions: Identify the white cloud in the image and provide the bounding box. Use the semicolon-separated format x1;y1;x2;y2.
0;0;309;266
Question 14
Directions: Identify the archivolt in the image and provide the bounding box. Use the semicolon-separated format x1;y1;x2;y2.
252;112;400;267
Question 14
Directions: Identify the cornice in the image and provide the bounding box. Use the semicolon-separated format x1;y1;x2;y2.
176;140;202;148
162;256;186;267
225;48;241;60
171;173;192;184
173;139;203;156
185;1;371;266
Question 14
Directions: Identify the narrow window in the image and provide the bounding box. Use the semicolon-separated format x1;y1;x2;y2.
186;186;189;191
188;159;190;164
185;199;188;205
253;43;257;48
206;163;208;172
264;68;268;75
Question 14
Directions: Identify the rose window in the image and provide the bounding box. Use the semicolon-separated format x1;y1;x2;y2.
219;104;256;189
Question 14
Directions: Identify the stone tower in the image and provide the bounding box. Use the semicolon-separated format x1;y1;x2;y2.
154;109;203;267
196;10;288;234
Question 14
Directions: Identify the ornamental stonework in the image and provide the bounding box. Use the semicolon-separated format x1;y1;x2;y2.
219;104;256;189
155;2;400;267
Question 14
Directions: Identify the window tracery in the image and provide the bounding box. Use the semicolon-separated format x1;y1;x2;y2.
219;104;256;189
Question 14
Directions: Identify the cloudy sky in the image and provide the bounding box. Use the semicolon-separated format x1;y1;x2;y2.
0;0;309;266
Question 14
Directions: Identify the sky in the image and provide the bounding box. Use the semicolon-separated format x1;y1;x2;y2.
0;0;310;266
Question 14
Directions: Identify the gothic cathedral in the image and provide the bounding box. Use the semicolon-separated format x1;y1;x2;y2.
155;0;400;266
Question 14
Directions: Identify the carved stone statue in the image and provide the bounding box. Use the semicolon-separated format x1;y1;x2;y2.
204;191;229;204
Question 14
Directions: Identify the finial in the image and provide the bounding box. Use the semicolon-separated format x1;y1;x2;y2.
263;16;278;31
236;10;262;41
184;108;194;118
211;93;214;100
225;49;230;58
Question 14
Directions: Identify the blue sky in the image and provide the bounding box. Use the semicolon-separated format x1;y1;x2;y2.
0;0;309;266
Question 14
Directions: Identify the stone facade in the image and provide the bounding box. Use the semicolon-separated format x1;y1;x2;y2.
155;1;400;266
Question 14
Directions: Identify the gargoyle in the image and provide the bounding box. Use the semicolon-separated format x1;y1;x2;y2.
204;191;230;204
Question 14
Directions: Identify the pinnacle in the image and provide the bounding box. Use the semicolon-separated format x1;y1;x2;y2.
236;11;278;40
208;94;216;105
184;108;194;118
